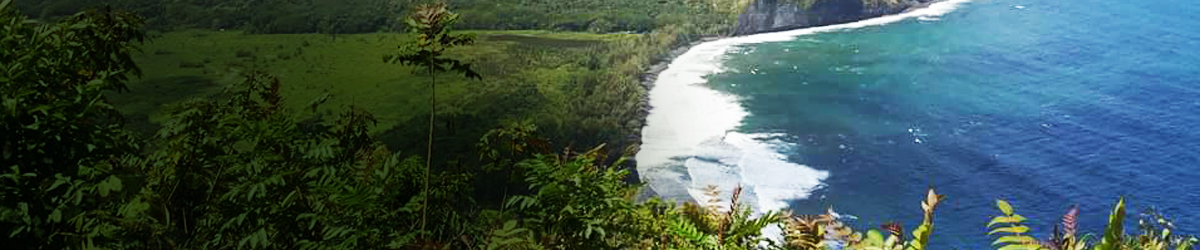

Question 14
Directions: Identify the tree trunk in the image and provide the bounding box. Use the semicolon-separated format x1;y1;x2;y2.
421;63;437;234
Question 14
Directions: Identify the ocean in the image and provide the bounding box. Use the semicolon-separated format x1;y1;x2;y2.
636;0;1200;248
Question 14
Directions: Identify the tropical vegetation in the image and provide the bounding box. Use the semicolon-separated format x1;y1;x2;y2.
1;0;1195;249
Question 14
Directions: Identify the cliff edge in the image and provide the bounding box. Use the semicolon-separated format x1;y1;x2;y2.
734;0;935;35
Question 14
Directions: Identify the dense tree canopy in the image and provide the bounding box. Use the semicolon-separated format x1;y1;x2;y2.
15;0;745;34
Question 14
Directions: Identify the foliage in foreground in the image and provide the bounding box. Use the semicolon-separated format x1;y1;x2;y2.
1;0;148;247
384;1;481;234
2;2;1198;250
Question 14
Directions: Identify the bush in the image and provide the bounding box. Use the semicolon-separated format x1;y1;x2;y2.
178;61;204;68
235;49;254;58
0;2;147;248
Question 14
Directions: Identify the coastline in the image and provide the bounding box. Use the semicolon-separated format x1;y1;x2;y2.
633;0;955;112
632;0;954;149
638;36;723;92
629;0;965;202
630;35;721;199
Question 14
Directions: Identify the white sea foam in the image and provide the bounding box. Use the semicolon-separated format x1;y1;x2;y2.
636;0;977;228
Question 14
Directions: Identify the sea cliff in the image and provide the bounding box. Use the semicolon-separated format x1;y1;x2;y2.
734;0;935;35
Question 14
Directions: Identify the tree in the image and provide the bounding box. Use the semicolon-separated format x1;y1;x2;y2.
0;0;149;247
383;1;481;235
140;71;475;249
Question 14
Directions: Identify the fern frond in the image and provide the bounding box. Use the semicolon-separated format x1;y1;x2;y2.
996;235;1042;245
990;226;1032;235
698;185;725;233
783;214;827;250
669;216;718;248
703;185;723;213
988;200;1043;250
727;208;777;245
682;198;719;234
989;215;1029;228
743;210;781;235
680;185;778;249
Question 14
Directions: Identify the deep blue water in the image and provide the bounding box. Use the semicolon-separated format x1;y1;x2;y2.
642;0;1200;248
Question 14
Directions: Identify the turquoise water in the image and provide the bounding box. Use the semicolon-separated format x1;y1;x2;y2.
639;0;1200;247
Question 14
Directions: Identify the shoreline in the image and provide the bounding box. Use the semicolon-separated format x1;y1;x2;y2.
628;0;959;201
638;36;723;92
630;35;721;199
632;0;954;113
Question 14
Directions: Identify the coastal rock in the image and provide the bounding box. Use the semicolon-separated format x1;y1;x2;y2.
734;0;927;35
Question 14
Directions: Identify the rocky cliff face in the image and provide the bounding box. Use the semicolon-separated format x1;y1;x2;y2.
734;0;930;35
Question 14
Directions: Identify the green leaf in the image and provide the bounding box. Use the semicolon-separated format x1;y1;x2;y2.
865;229;885;246
1176;237;1196;250
993;235;1038;245
281;189;299;207
988;215;1028;228
997;244;1042;250
1097;197;1126;250
997;200;1014;216
48;174;69;191
502;220;517;231
9;226;23;238
107;175;122;192
989;226;1030;235
0;0;12;13
98;183;111;197
48;209;62;223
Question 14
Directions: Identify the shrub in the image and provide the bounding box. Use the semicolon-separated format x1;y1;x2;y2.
178;61;205;68
235;49;254;58
0;1;148;247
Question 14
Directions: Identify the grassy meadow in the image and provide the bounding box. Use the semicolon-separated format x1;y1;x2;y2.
114;29;629;130
106;28;657;159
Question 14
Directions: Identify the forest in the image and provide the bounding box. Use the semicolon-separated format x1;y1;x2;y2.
14;0;744;33
2;0;1196;249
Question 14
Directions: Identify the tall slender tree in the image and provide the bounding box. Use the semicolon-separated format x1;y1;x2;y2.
383;1;480;235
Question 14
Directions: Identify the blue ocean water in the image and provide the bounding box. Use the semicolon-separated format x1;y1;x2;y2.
639;0;1200;248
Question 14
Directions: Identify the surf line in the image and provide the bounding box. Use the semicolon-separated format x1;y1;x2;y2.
636;0;980;217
